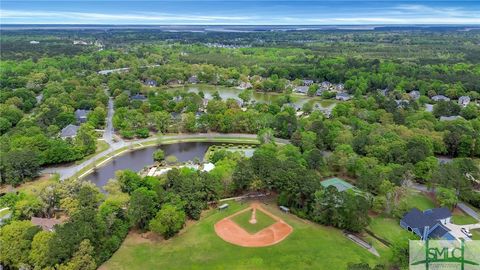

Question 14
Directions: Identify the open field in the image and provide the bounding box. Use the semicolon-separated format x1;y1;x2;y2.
472;229;480;240
102;201;380;270
0;174;58;195
230;208;276;234
367;216;413;244
405;190;436;211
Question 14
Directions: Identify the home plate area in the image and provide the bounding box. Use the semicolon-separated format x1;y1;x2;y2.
214;203;293;247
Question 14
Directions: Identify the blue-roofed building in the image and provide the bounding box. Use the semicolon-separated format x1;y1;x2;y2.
400;207;453;240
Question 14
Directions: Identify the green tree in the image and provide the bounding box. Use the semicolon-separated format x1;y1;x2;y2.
0;220;40;268
153;149;165;162
257;128;275;144
238;89;252;104
149;204;186;238
0;149;41;185
29;230;54;269
436;187;458;209
57;239;96;270
74;123;97;155
128;187;158;229
116;169;142;194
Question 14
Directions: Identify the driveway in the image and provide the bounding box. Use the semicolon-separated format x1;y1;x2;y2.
444;222;480;241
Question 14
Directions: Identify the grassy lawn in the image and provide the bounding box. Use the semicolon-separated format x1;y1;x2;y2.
405;190;436;211
102;201;380;270
0;174;58;195
230;208;276;234
451;209;478;225
75;140;110;165
367;216;413;244
471;229;480;240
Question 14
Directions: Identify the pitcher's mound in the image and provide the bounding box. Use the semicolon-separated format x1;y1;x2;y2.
214;203;293;247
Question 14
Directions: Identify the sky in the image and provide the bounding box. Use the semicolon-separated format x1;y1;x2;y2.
1;1;480;25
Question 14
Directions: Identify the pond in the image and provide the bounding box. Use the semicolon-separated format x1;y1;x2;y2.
84;142;217;188
165;85;337;111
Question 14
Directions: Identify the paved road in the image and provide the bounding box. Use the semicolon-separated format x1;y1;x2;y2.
102;97;116;144
42;133;289;180
458;202;480;221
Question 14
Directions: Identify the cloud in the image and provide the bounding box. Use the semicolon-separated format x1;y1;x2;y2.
0;9;255;23
1;2;480;25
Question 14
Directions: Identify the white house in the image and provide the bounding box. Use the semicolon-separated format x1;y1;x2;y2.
431;95;450;102
458;96;471;107
336;93;351;101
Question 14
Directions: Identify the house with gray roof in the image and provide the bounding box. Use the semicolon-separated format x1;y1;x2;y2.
294;86;309;94
458;96;471;107
60;124;79;139
335;83;345;92
188;75;199;84
303;79;314;86
409;90;420;100
320;81;332;90
400;207;454;240
75;109;90;123
431;95;450;102
336;92;351;101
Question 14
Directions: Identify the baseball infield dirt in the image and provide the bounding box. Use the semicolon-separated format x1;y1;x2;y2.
214;203;293;247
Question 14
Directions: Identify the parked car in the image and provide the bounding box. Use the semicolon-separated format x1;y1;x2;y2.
461;228;473;237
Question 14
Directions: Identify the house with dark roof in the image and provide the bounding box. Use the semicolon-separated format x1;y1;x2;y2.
431;95;450;102
131;94;147;101
400;207;454;240
75;109;90;123
60;124;79;139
